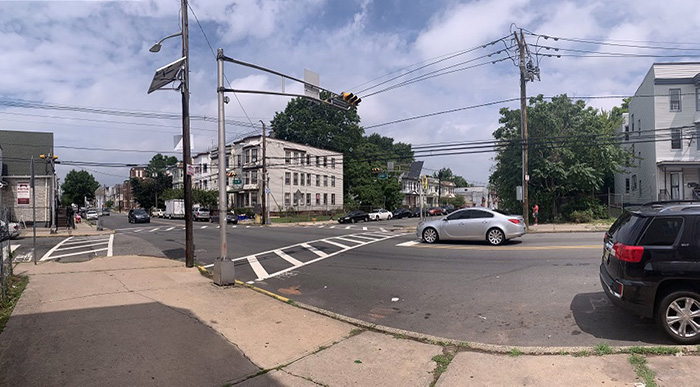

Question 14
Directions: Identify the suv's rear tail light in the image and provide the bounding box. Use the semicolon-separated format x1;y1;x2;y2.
612;242;644;263
508;219;521;224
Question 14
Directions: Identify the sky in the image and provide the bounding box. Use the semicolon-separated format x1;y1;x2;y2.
1;0;700;188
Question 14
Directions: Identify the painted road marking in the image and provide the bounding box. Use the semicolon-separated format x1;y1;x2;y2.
41;236;114;261
48;248;108;260
107;234;114;257
329;226;336;229
200;225;208;229
301;243;328;258
396;240;419;247
202;232;407;281
166;227;175;231
134;229;143;233
41;236;73;261
362;226;368;231
10;245;20;253
345;226;352;229
149;227;160;232
335;236;366;244
274;249;303;266
380;228;387;232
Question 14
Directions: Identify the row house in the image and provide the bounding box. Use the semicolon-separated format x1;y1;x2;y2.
228;136;343;213
615;62;700;205
399;161;424;208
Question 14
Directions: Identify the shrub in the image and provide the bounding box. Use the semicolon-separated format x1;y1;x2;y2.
568;209;594;223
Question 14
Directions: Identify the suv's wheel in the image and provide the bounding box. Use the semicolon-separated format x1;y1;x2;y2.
486;228;505;245
657;290;700;344
422;228;438;243
351;218;356;224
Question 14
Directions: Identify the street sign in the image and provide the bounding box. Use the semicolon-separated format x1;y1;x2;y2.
264;187;270;194
378;173;388;180
232;179;242;185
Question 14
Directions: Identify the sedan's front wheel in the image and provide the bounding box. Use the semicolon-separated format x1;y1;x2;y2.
486;228;505;245
422;228;438;243
657;291;700;344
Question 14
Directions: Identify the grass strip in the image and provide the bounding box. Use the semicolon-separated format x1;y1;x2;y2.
0;275;29;334
628;354;656;387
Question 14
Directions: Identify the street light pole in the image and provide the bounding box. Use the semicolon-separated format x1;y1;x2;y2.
260;121;267;225
216;48;227;262
181;0;194;267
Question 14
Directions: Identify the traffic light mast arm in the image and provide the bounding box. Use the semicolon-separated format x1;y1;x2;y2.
219;87;351;111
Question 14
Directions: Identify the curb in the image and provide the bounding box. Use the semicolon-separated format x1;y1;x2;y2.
237;279;699;356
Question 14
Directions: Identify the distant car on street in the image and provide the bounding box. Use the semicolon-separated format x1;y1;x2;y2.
128;208;150;223
210;210;238;224
368;208;392;221
417;208;525;246
392;208;412;219
0;220;21;240
101;208;110;216
193;207;210;222
85;209;99;220
151;208;164;218
338;210;369;224
427;207;444;216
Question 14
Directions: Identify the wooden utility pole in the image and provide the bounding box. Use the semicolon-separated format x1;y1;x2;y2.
515;30;529;228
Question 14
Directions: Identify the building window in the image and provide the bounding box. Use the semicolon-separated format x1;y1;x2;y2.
631;175;637;191
630;114;634;132
306;154;311;165
237;155;241;166
252;171;258;184
316;156;320;167
331;176;335;187
245;149;250;164
331;193;336;205
245;171;250;185
625;178;630;193
624;125;629;141
306;173;311;186
293;173;298;185
323;175;328;187
696;87;700;111
697;126;700;150
316;175;320;187
638;119;641;135
323;193;328;205
331;158;336;169
285;193;290;207
670;88;681;111
293;152;298;165
293;192;298;206
300;173;305;186
315;193;320;205
671;128;682;149
251;148;258;163
306;193;311;206
202;163;208;173
285;172;290;185
323;156;327;167
285;151;291;164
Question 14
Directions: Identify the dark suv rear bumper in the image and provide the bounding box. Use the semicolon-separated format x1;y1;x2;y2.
599;263;654;318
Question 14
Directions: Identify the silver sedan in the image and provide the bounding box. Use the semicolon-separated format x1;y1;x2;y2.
416;208;526;245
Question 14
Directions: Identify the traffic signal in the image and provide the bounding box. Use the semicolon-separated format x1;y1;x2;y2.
39;154;58;160
226;171;236;177
340;92;361;107
371;167;381;173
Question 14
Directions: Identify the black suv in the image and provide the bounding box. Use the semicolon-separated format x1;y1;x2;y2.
600;201;700;344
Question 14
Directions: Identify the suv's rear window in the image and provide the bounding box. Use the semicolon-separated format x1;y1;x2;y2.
638;217;683;246
607;212;647;245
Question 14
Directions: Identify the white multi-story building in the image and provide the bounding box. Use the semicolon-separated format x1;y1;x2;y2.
228;136;343;213
192;151;213;191
615;62;700;205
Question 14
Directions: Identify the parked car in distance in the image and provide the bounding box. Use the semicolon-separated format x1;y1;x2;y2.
128;208;150;223
150;208;164;218
411;207;426;218
0;220;21;240
210;210;238;224
392;208;412;219
600;201;700;344
338;210;370;224
368;208;392;221
417;208;525;246
192;207;210;222
85;209;99;220
427;207;444;216
101;208;110;216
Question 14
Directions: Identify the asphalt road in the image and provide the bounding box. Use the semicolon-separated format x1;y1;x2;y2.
18;214;671;347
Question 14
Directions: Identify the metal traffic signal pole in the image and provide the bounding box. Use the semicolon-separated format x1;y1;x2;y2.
261;121;268;225
216;48;227;262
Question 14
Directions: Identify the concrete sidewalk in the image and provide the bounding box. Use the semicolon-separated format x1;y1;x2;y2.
1;256;697;386
21;217;113;238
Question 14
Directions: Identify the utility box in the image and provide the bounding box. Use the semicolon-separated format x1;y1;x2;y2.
213;258;235;286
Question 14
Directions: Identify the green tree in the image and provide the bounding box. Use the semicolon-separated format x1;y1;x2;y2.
61;170;100;206
490;95;628;222
146;153;178;177
130;154;178;209
105;200;114;209
192;189;218;208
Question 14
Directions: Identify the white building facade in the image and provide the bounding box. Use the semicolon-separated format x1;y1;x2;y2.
615;62;700;205
228;136;343;213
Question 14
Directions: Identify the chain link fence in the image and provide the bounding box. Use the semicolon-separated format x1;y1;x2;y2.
1;207;15;302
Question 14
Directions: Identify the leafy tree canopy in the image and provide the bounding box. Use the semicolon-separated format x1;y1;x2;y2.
146;153;178;177
489;94;629;222
61;169;100;206
433;167;469;188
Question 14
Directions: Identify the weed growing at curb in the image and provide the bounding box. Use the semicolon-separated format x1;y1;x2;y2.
627;346;680;355
508;348;523;357
629;354;656;387
572;350;592;357
349;328;363;336
285;299;296;306
594;343;613;355
430;353;454;385
0;275;28;334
